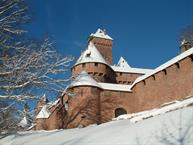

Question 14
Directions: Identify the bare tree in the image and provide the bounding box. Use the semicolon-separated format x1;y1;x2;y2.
0;0;29;50
0;0;74;135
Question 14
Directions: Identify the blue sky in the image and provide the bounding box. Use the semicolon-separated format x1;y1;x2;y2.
27;0;193;69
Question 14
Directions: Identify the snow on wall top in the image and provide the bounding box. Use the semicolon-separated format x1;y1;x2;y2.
111;65;152;74
114;96;193;123
74;42;108;66
69;71;102;88
90;28;113;40
99;82;132;92
36;105;51;119
131;47;193;88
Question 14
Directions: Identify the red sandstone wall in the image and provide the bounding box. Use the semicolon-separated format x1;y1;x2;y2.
72;63;116;83
115;72;142;84
35;103;64;130
131;56;193;112
64;86;102;128
100;90;133;122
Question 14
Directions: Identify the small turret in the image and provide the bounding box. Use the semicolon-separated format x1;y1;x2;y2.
180;39;192;53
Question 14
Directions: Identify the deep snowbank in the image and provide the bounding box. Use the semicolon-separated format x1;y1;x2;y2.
1;106;193;145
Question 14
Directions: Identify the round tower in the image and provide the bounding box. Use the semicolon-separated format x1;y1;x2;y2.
72;42;116;83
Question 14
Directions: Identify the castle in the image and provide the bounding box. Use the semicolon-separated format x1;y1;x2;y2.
35;28;193;130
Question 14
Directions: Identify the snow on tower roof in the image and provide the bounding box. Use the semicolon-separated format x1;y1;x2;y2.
131;47;193;89
36;105;51;119
111;57;152;74
69;71;102;88
90;28;113;40
74;42;108;66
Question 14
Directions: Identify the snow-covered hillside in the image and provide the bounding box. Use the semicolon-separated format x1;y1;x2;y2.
1;106;193;145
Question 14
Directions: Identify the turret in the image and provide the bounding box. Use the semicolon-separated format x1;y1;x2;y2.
88;28;113;64
180;39;192;53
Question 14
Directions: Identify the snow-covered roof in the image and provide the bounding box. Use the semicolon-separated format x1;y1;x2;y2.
117;57;131;68
111;65;152;74
68;71;132;92
69;71;102;88
36;105;51;119
131;47;193;88
111;56;153;74
90;28;113;40
74;42;108;66
99;83;132;92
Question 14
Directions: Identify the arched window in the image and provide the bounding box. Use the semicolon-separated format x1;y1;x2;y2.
115;108;127;117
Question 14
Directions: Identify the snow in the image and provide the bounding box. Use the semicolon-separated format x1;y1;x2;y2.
99;82;132;92
74;42;108;66
90;28;113;40
114;96;193;123
131;47;193;88
69;71;102;88
117;56;131;68
18;117;28;128
68;71;132;92
1;106;193;145
36;105;51;119
111;65;153;74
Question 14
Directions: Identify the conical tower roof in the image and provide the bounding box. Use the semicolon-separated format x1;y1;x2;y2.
69;71;101;88
74;42;108;66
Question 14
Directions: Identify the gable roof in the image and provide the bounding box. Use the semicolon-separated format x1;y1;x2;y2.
90;28;113;40
69;71;102;88
117;57;131;68
131;47;193;88
36;105;51;119
111;57;152;74
74;42;108;66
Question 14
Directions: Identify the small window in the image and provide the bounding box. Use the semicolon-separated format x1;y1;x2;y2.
95;63;98;67
82;63;85;68
120;72;122;76
99;73;103;76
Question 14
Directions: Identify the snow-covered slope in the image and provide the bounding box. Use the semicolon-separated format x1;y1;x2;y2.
1;106;193;145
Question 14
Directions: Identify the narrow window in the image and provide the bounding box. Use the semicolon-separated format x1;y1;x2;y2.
82;63;85;68
163;69;167;75
143;80;146;85
120;72;122;76
175;63;180;69
95;63;98;67
152;75;156;80
189;55;193;61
